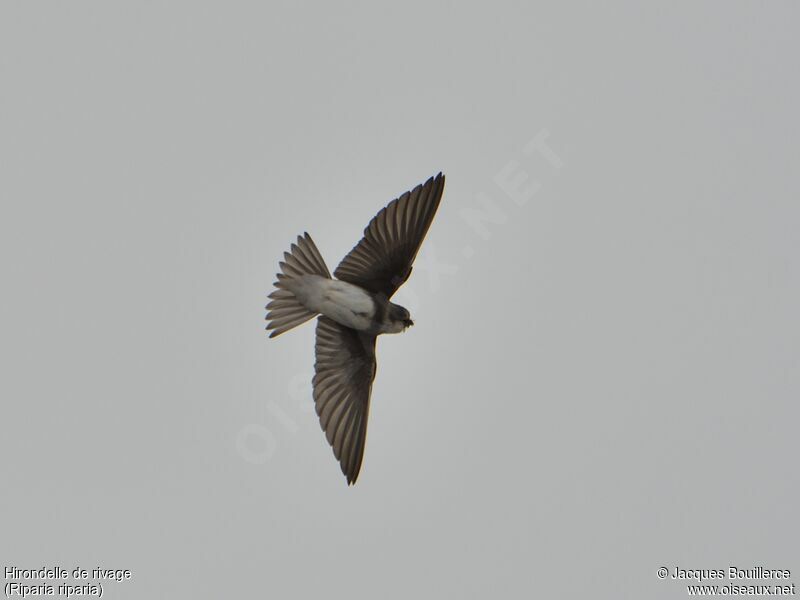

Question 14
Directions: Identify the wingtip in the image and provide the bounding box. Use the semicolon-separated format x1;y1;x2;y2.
426;171;444;187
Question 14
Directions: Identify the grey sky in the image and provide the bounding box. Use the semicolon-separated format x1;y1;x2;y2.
1;2;798;598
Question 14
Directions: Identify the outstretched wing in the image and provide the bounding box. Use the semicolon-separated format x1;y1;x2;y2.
334;172;445;298
313;316;377;485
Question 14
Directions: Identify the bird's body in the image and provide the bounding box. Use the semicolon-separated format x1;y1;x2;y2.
281;275;408;335
265;172;445;484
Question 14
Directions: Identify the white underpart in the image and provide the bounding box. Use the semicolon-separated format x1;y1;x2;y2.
285;275;375;331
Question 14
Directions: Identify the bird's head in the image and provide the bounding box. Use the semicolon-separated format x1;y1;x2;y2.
388;303;414;331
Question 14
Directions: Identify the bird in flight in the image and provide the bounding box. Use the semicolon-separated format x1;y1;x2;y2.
266;173;445;484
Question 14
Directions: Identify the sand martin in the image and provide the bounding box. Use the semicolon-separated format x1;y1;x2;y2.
266;173;445;484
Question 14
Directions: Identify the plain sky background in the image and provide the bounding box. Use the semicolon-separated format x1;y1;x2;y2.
2;2;798;598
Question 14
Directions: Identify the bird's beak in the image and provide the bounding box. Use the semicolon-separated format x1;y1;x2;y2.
404;319;414;328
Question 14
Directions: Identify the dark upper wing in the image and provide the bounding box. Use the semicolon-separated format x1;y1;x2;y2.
313;316;377;485
334;172;445;298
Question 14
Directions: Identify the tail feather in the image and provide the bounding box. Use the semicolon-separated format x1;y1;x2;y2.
266;233;330;338
290;237;330;278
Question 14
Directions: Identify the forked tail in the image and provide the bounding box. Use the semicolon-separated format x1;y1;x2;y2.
265;232;331;338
